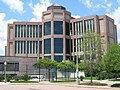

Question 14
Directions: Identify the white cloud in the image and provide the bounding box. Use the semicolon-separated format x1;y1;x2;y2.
29;0;52;21
79;0;93;8
1;0;24;14
72;15;80;18
0;13;16;55
107;7;120;43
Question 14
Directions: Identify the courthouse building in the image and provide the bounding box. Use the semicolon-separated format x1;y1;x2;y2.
6;4;117;63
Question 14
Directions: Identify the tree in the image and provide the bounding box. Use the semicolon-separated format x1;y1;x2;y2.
34;58;58;81
98;43;120;79
79;31;104;83
57;61;76;80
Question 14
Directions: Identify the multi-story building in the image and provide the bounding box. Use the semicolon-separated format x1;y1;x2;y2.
6;4;117;62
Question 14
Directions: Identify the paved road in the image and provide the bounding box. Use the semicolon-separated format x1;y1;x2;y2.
0;84;119;90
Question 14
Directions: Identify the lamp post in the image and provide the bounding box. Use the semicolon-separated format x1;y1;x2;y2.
4;61;7;83
75;24;79;85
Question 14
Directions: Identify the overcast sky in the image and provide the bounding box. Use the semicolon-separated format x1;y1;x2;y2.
0;0;120;55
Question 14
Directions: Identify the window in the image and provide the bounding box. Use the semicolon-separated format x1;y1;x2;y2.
21;41;23;53
30;41;32;54
66;39;70;54
71;39;73;52
24;25;26;37
18;25;20;37
39;41;42;54
27;41;29;53
54;55;63;62
33;41;35;54
30;25;32;37
84;19;94;33
15;41;17;54
18;41;20;54
24;41;26;53
39;25;42;37
66;22;70;35
21;25;23;37
27;25;29;37
6;62;19;71
36;25;38;38
15;25;17;37
33;25;35;38
36;41;38;54
0;62;4;71
44;38;51;54
54;21;63;34
44;22;51;35
54;38;63;53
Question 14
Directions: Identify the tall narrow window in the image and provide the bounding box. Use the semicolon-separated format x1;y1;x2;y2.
36;25;38;38
54;38;63;53
21;25;23;37
18;25;20;37
66;22;70;35
30;41;32;54
33;25;35;38
30;25;32;37
44;22;51;35
54;21;63;34
39;25;42;37
44;38;51;54
27;25;29;37
24;25;26;37
39;41;42;54
36;41;38;54
15;25;17;37
24;41;26;53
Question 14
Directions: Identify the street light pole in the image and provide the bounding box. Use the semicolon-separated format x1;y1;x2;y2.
4;61;7;83
75;24;79;85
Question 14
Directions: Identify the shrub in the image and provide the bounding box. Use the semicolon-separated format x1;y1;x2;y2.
22;74;31;81
80;82;107;86
111;83;120;88
13;75;21;81
6;75;12;82
80;76;84;81
0;75;4;82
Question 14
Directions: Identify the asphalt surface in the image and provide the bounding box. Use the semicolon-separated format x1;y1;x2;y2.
0;84;119;90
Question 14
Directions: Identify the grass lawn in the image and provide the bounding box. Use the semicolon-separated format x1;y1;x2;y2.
110;79;120;82
11;80;38;83
80;82;107;86
51;79;75;83
84;77;97;80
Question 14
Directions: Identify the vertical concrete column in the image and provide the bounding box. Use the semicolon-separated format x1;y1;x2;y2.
63;11;66;61
7;25;10;56
13;24;15;56
37;24;40;59
26;24;28;57
104;16;109;51
51;11;54;60
42;18;44;59
72;21;75;61
94;15;99;33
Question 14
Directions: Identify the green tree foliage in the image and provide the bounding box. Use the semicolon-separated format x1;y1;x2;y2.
97;43;120;79
79;31;104;83
57;61;76;72
22;74;31;81
80;31;104;61
57;61;76;79
34;58;58;81
34;58;58;69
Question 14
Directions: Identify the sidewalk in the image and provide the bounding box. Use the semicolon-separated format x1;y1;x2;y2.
0;80;119;89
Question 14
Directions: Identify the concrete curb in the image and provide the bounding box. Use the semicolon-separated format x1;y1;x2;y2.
1;81;120;89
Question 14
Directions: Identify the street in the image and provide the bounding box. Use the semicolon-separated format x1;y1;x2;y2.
0;84;119;90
